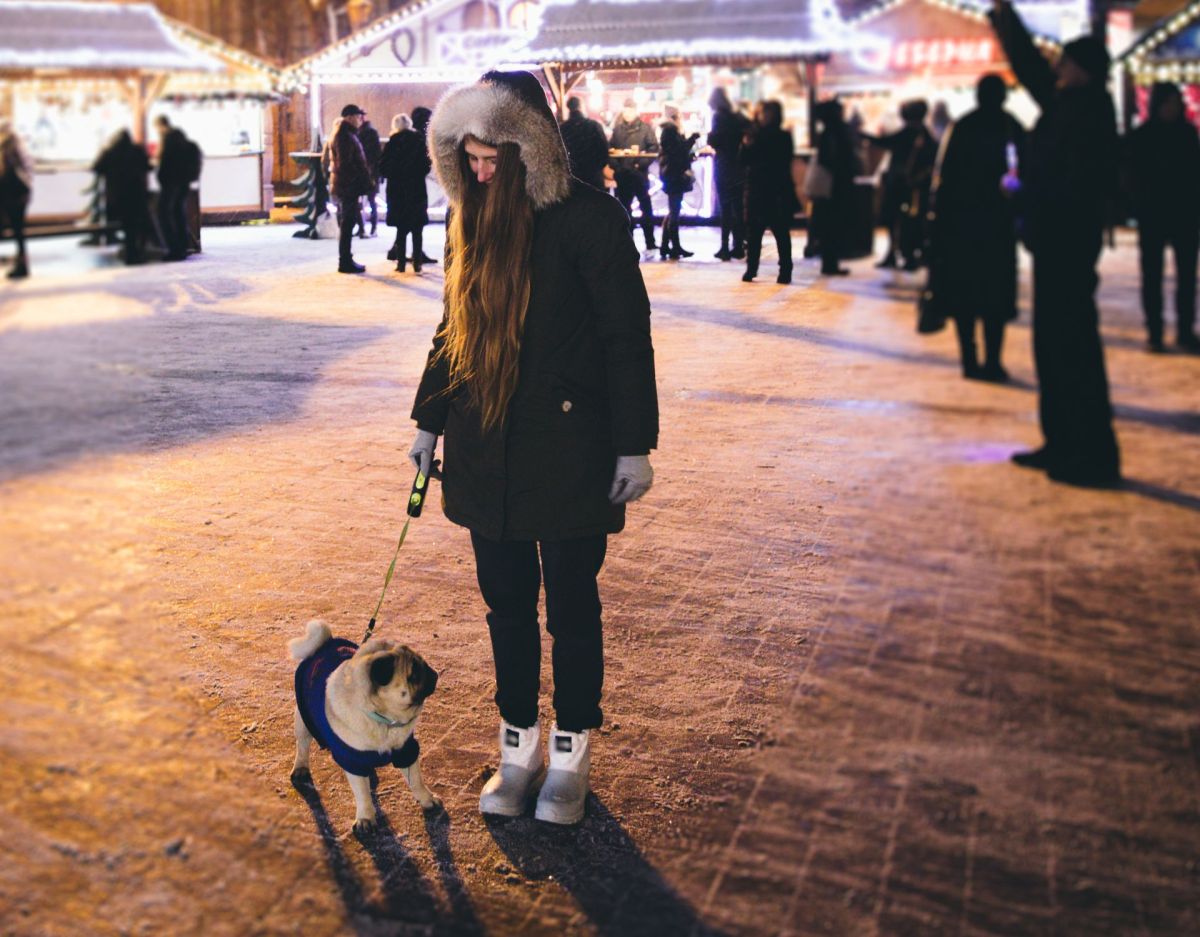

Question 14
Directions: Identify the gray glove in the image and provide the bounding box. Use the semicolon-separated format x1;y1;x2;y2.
408;429;438;477
608;455;654;505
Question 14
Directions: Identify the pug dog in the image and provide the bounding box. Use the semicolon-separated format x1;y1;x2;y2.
288;620;440;832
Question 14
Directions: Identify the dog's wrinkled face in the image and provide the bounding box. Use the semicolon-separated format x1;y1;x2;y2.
368;646;438;717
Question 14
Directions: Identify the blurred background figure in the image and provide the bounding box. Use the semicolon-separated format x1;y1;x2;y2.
708;87;750;261
93;129;151;266
930;100;952;142
609;97;659;252
1125;81;1200;353
932;74;1025;382
154;115;201;262
0;119;33;279
356;116;383;239
327;104;373;274
657;118;699;259
379;110;432;273
560;95;609;191
867;99;936;270
809;98;860;278
739;99;798;284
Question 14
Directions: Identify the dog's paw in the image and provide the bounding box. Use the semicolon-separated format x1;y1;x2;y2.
353;817;377;837
290;767;313;787
419;793;443;813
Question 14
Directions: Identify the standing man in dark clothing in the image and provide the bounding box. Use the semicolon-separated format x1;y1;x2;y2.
93;129;151;265
560;96;609;191
867;101;936;269
810;99;860;278
740;100;798;284
329;104;374;274
990;0;1121;486
933;74;1025;381
609;98;658;251
708;87;750;260
379;111;432;273
154;115;198;262
356;117;383;238
1126;82;1200;353
0;119;33;279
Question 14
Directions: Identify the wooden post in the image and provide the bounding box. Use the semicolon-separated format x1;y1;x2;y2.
804;59;820;150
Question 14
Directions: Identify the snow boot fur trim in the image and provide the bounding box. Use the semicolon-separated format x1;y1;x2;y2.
534;727;590;825
479;720;545;817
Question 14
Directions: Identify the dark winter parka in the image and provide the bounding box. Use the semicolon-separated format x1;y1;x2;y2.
657;123;698;196
708;106;750;188
156;127;192;188
739;123;799;224
608;116;658;183
379;128;431;230
93;131;151;224
358;121;383;194
329;121;374;203
1125;89;1200;228
413;79;659;542
559;109;610;189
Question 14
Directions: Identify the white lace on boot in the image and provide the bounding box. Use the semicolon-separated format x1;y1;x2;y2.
479;720;545;817
534;726;590;825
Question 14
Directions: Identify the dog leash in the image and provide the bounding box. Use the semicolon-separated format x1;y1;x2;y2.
361;460;439;645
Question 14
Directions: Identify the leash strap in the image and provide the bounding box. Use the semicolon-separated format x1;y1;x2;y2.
361;461;438;645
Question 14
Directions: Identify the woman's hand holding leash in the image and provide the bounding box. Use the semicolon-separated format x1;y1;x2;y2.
409;429;438;477
609;455;654;504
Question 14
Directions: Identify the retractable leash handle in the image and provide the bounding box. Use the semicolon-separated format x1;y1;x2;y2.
362;459;441;643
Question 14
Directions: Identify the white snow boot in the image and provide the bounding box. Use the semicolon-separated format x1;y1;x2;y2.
534;726;590;825
479;720;546;817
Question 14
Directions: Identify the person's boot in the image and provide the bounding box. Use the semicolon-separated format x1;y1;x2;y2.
1176;331;1200;353
776;265;792;285
479;720;545;817
396;255;406;273
7;257;28;279
419;251;438;265
1011;447;1051;470
1148;329;1165;353
715;245;732;260
534;727;590;825
338;257;365;274
730;242;746;260
412;255;423;274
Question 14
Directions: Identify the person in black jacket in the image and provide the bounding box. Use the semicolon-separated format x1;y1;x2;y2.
740;100;798;284
379;111;432;273
1126;82;1200;353
866;100;937;270
93;129;151;265
657;120;699;259
327;105;374;273
609;98;659;251
356;117;383;238
991;0;1120;486
153;115;195;262
559;96;609;191
810;98;860;277
708;87;750;260
0;120;33;279
409;71;658;826
933;74;1026;381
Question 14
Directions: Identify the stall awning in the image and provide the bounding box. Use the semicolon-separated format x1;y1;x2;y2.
1120;0;1200;83
517;0;862;67
0;0;220;72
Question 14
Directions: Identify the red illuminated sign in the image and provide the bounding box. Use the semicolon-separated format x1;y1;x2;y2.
887;37;999;70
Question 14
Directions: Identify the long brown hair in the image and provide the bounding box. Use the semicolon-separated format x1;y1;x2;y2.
436;138;534;431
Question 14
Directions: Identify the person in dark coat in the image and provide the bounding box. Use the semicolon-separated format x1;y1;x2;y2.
739;99;798;284
810;98;860;277
328;105;374;274
93;129;151;265
657;120;699;259
708;87;750;260
559;95;609;191
609;98;659;251
1125;81;1200;353
990;0;1120;486
154;115;196;262
0;119;33;280
356;117;383;238
866;100;937;269
932;74;1026;381
410;71;658;826
379;111;432;273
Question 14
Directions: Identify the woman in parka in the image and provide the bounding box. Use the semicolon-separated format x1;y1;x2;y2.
408;71;659;825
657;119;699;259
379;110;433;273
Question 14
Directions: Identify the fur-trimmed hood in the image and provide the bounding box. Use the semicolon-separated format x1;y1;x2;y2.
429;80;572;211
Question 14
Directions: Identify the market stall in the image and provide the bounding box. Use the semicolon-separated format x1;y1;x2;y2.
1118;0;1200;129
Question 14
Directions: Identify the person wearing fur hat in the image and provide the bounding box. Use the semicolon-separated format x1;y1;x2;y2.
990;0;1121;486
408;71;659;825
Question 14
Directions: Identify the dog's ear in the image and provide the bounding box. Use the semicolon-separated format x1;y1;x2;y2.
410;657;438;704
369;654;396;687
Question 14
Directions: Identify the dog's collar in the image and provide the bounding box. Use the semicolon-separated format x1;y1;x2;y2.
367;709;417;729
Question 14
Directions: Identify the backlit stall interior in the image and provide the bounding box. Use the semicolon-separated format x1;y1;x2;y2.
1120;0;1200;129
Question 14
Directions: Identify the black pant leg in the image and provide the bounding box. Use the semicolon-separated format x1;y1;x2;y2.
470;533;543;729
1171;221;1199;340
953;313;978;371
745;222;766;275
338;201;360;263
772;218;793;273
539;535;608;733
982;316;1006;369
410;226;423;265
9;197;28;261
1138;222;1166;341
635;183;655;240
616;185;636;229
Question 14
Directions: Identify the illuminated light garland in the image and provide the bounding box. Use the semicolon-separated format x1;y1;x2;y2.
842;0;1064;53
1118;0;1200;84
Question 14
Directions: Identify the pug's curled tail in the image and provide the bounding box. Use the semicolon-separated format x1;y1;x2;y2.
288;619;332;661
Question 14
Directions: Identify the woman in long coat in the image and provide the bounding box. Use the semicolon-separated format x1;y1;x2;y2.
378;110;432;272
657;120;698;259
739;99;799;284
0;120;33;279
408;71;658;825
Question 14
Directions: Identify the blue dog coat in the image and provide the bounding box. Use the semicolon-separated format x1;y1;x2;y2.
295;637;419;777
